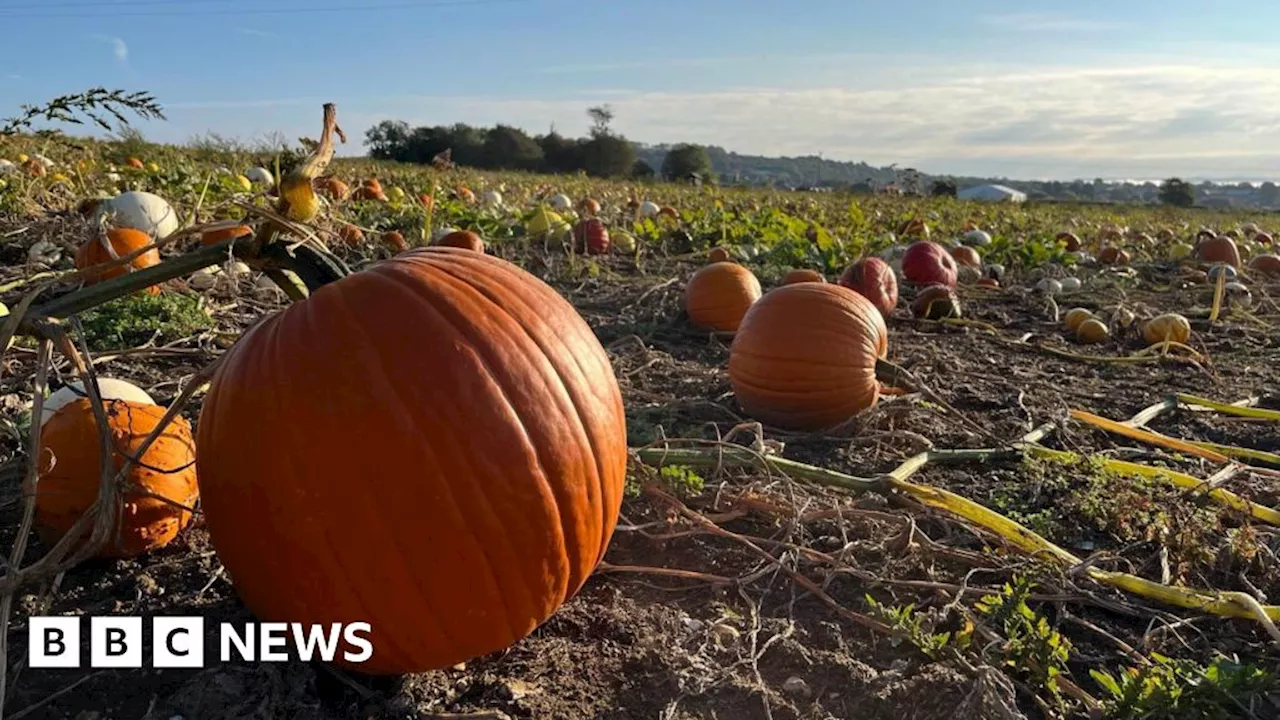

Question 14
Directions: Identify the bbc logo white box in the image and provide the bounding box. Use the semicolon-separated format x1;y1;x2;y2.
29;616;80;668
90;616;143;668
153;617;204;667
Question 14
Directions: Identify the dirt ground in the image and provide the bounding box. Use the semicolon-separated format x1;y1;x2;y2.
2;222;1279;720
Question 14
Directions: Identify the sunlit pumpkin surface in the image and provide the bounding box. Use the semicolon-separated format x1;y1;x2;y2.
195;247;628;675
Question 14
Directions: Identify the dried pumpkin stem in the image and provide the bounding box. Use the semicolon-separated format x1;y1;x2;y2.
0;337;52;720
873;358;1009;447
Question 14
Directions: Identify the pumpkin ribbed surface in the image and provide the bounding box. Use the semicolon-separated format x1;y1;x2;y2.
195;247;628;675
728;283;886;431
685;262;762;332
37;399;198;558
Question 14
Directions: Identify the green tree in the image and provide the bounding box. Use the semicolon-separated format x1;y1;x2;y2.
1259;181;1279;207
1159;178;1195;207
632;159;656;178
931;179;957;197
365;120;412;159
580;134;636;177
481;125;543;170
661;143;712;181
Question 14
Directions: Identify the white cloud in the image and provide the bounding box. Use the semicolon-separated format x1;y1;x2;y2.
135;57;1280;180
979;13;1124;32
92;35;129;65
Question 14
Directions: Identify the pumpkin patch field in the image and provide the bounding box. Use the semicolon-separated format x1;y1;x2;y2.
1;105;1279;720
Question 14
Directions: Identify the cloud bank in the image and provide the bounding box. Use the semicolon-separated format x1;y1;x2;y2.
146;57;1280;181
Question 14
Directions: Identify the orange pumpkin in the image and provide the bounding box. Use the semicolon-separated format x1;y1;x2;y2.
194;247;628;674
354;179;387;202
685;262;762;332
1249;254;1280;277
338;224;365;245
36;399;198;558
436;230;484;253
75;228;162;295
24;158;45;177
728;283;887;431
201;224;253;247
782;269;825;285
456;186;476;203
949;245;982;268
126;157;145;169
658;206;679;221
579;198;601;216
1056;231;1081;252
1254;232;1273;246
707;246;732;263
1099;246;1130;265
381;230;408;252
318;177;349;201
1197;235;1241;269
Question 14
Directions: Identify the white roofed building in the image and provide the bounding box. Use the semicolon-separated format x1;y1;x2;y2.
957;184;1027;203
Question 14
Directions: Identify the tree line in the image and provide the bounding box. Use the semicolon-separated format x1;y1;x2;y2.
363;105;715;182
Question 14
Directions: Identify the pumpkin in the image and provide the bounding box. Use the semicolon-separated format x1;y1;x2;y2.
637;201;660;218
949;245;981;268
246;167;274;185
548;193;572;211
1075;318;1110;344
1249;253;1280;277
658;206;680;221
126;157;145;169
1063;308;1094;333
707;247;732;263
901;241;958;288
456;186;476;204
1197;235;1241;269
24;158;46;177
40;378;155;427
838;257;898;319
75;228;162;295
37;399;198;558
1255;232;1274;246
201;224;253;247
1056;232;1081;252
910;284;961;320
381;230;408;252
579;198;601;216
354;179;388;202
572;219;609;254
1098;246;1130;265
685;262;762;332
976;277;999;288
436;230;485;253
782;269;825;285
92;191;180;239
194;247;627;674
338;224;364;245
897;218;929;238
1142;313;1191;345
318;177;349;201
727;283;887;431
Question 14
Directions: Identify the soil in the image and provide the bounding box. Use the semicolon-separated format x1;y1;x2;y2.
2;218;1279;720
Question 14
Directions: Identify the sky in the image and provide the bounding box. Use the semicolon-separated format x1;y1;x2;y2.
3;0;1280;181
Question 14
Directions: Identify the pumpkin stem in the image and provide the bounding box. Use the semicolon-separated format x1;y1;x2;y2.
874;358;1010;447
257;240;350;292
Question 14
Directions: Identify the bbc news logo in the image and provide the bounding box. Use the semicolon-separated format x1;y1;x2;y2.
29;617;373;668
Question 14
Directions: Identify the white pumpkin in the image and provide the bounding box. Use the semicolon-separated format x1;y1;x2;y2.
431;227;460;243
188;266;220;291
962;230;992;246
481;190;502;206
1060;277;1082;292
245;167;274;185
0;159;15;175
638;201;661;218
27;240;62;266
1036;278;1063;295
548;193;572;211
41;378;155;427
104;172;122;183
92;191;180;239
34;154;54;168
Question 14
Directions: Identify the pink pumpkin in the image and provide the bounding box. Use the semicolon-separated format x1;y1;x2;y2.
573;219;610;254
901;241;958;288
837;257;898;319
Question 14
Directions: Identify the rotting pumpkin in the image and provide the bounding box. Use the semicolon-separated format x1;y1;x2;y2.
195;247;628;675
728;283;888;432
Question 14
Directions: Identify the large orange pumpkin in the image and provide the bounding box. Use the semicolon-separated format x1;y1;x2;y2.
1197;235;1241;269
75;228;162;295
36;399;198;558
685;262;762;332
728;283;887;431
194;247;628;675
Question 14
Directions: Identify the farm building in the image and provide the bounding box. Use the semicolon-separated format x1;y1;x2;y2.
957;184;1027;203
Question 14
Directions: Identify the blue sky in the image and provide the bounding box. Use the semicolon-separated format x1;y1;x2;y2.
3;0;1280;180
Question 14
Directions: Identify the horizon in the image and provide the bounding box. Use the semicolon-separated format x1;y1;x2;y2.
3;0;1280;184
